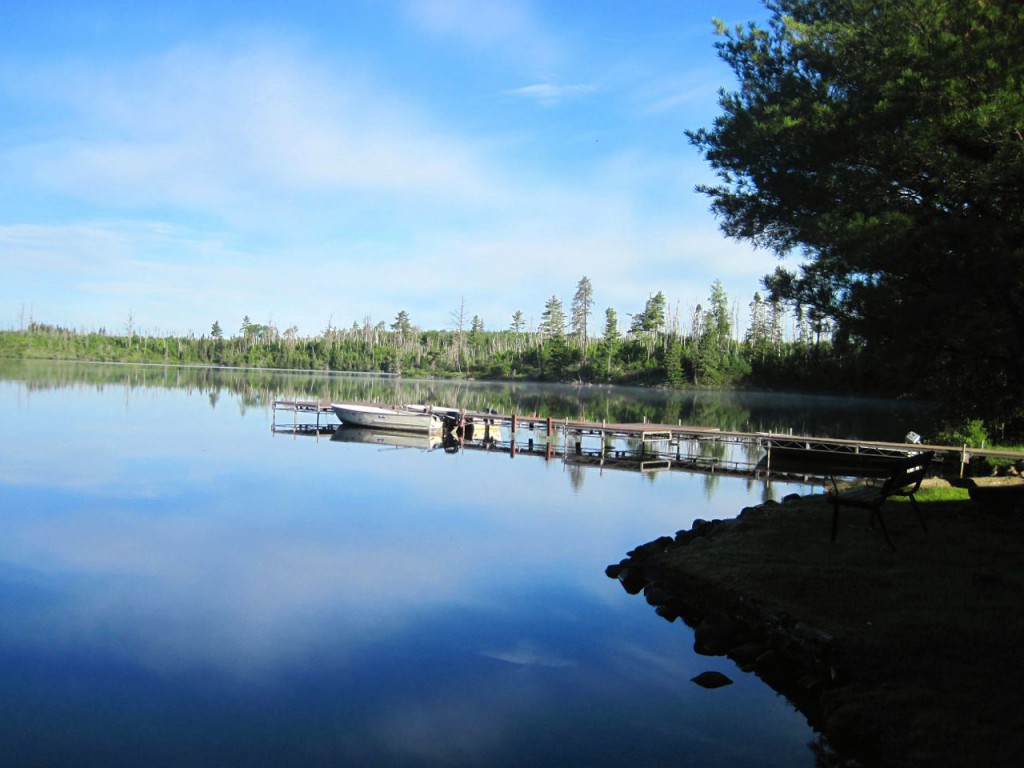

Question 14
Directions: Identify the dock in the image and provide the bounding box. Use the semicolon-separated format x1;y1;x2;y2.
272;400;1022;479
272;399;336;434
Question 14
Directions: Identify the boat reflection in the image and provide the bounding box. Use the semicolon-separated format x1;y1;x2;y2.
331;426;444;451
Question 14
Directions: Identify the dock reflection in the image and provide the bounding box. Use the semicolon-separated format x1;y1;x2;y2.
273;415;832;484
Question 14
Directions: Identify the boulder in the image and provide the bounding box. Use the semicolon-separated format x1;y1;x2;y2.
691;670;734;689
695;614;742;655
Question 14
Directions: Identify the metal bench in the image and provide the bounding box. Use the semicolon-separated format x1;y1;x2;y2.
828;451;934;547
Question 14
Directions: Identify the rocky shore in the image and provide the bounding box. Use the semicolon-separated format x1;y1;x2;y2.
606;491;1024;767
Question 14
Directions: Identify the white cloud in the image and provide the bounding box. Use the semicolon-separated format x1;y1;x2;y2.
400;0;560;69
0;18;788;336
11;41;493;218
504;81;597;107
640;70;725;115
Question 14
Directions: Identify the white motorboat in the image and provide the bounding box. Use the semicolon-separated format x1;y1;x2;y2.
331;403;443;433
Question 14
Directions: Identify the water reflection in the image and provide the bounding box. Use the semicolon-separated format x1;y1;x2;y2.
2;358;928;440
0;362;925;766
607;539;852;768
332;427;444;451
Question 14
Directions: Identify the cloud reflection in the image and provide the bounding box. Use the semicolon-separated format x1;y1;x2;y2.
480;641;576;668
0;369;820;765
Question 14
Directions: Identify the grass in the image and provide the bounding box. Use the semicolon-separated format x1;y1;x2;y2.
643;488;1024;767
903;485;970;503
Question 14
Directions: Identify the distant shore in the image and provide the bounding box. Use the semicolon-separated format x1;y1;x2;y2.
607;487;1024;767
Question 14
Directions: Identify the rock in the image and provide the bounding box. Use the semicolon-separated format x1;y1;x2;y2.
691;670;734;689
695;615;742;655
644;584;674;607
798;674;825;694
629;536;675;560
655;604;679;623
690;519;720;539
794;623;834;646
728;641;766;667
616;566;647;595
783;493;802;503
738;505;772;522
755;649;793;687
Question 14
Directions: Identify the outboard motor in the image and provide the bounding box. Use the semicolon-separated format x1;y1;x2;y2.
441;410;461;434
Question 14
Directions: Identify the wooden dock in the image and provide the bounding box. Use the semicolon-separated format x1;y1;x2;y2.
272;400;1024;478
272;400;336;434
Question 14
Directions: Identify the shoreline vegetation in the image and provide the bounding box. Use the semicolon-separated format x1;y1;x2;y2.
0;297;852;394
607;485;1024;767
1;318;1012;450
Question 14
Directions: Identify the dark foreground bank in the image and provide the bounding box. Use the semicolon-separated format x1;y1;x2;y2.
607;487;1024;767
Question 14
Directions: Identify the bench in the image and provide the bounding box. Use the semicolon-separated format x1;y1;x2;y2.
827;451;934;547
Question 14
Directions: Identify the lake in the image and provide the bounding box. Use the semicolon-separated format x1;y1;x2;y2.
0;361;924;766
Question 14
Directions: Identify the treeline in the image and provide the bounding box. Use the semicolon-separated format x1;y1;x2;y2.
0;280;883;397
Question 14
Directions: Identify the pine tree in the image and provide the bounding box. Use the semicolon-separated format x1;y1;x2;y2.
570;276;594;350
539;296;565;338
511;310;525;333
391;310;412;336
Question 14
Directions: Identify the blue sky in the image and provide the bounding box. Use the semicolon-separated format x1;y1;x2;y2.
0;0;778;337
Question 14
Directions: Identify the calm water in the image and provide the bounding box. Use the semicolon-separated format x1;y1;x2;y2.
0;362;923;767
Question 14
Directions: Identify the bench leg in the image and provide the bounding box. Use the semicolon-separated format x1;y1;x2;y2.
831;502;840;543
910;496;928;533
873;505;895;549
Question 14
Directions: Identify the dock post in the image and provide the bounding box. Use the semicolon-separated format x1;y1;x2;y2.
546;442;553;462
546;417;553;436
511;413;517;432
528;437;534;451
575;440;582;455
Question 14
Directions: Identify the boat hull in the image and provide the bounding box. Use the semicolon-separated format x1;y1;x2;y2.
332;404;443;433
757;446;913;477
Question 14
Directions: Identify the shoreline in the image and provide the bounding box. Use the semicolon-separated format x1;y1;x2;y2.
607;491;1024;767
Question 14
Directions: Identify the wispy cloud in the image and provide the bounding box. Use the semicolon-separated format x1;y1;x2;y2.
0;3;785;336
504;81;597;107
400;0;560;69
10;40;493;219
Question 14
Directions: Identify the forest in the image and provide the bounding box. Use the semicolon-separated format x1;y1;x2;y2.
1;278;862;394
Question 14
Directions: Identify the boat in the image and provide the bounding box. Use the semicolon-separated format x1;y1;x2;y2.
331;403;443;433
331;426;443;450
951;476;1024;513
756;445;915;477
